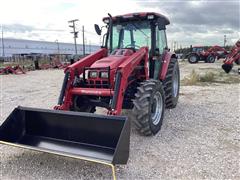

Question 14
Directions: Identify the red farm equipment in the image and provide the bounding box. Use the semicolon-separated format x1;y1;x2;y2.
0;12;180;177
0;65;25;75
222;40;240;73
188;45;228;63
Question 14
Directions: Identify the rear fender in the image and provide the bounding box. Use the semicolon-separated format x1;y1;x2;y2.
160;51;177;80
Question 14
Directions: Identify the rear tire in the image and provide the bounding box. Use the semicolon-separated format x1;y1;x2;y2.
72;96;96;113
133;80;165;136
163;58;180;109
206;55;215;63
188;54;199;63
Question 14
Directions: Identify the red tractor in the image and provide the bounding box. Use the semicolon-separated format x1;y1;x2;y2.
222;40;240;73
0;12;180;176
188;45;228;63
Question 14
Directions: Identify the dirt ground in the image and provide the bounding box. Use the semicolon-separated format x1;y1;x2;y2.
0;60;239;179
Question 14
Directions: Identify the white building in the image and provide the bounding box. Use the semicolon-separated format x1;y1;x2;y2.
0;38;100;57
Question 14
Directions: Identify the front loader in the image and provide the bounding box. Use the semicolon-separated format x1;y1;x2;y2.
222;40;240;73
0;12;180;178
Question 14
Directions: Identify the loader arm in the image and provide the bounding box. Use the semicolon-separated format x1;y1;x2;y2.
224;46;240;64
66;48;108;77
55;48;108;110
207;45;228;54
109;47;149;115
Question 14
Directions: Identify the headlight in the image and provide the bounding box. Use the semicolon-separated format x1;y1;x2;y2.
89;71;98;78
100;71;109;78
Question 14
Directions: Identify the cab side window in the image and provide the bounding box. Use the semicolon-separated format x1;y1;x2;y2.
156;29;168;54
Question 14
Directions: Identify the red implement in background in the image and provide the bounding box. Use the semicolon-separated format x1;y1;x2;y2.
0;65;25;75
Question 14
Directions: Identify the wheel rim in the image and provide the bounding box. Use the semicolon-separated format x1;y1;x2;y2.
209;57;214;62
172;68;179;97
151;91;163;125
190;56;197;62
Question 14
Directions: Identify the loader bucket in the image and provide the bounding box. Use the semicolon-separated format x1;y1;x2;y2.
222;64;233;73
0;106;130;165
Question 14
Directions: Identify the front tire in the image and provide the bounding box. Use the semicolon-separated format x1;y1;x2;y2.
133;80;165;136
71;96;96;113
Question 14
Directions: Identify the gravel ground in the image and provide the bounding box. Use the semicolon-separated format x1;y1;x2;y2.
0;61;239;179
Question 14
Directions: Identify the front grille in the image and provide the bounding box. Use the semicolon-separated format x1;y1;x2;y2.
85;80;110;88
83;67;111;88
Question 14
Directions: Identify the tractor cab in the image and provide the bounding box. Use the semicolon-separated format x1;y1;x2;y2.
192;46;204;53
95;12;170;78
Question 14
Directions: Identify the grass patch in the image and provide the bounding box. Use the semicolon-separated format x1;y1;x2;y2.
181;70;200;85
182;70;240;86
199;71;215;82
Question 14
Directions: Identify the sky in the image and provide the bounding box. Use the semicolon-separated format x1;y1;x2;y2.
0;0;239;48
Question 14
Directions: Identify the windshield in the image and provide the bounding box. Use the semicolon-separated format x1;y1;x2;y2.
110;21;151;51
193;47;204;52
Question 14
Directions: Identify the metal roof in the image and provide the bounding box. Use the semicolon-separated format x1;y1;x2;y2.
0;38;100;57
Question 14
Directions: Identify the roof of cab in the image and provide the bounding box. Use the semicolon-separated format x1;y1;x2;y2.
103;12;170;25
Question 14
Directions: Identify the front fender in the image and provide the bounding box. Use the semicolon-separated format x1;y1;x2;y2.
160;52;177;80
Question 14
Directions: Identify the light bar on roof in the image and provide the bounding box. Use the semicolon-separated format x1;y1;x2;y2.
147;15;154;19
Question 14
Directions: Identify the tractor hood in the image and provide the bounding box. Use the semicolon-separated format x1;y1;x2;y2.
90;56;127;70
90;49;134;70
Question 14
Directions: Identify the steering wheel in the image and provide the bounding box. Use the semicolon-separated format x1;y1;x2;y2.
125;44;141;49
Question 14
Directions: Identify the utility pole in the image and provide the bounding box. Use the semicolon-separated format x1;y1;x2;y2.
224;35;227;47
173;41;177;52
55;39;60;54
68;19;79;55
1;25;5;57
89;40;91;54
82;25;85;56
55;39;60;61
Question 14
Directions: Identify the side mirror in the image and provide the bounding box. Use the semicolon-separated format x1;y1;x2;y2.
94;24;101;35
